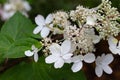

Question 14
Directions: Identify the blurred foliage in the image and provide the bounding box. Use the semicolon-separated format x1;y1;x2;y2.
0;0;120;23
0;12;42;58
0;57;86;80
28;0;120;22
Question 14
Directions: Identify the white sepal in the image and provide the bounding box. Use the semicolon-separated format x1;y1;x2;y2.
71;61;83;72
35;15;45;26
40;27;50;38
84;53;95;63
25;50;34;57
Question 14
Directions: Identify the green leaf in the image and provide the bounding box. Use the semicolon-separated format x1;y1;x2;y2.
0;0;6;3
0;58;4;64
0;57;86;80
0;12;42;58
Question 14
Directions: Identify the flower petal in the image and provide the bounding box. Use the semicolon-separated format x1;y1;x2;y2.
33;26;43;34
102;54;114;65
54;58;64;68
3;4;11;11
40;27;50;38
71;55;83;62
35;15;45;26
45;55;58;63
92;35;101;44
34;53;38;62
84;53;95;63
25;50;34;57
103;65;113;74
95;66;103;77
45;14;53;24
49;43;61;55
108;36;118;48
23;1;31;11
95;56;102;66
64;59;72;63
101;53;105;58
61;40;71;54
62;53;73;60
71;61;83;72
109;46;119;54
86;15;96;25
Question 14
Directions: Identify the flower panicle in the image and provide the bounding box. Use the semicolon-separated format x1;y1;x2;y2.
24;0;120;77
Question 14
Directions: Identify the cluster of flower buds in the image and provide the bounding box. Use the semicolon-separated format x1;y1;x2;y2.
25;0;120;77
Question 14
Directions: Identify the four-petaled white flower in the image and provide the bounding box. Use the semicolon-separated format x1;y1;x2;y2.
71;53;95;72
95;54;114;77
33;14;53;38
108;36;120;55
25;45;39;62
45;40;73;68
86;15;97;26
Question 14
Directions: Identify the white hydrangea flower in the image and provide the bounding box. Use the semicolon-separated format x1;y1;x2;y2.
95;54;114;77
25;45;39;62
45;40;73;68
86;15;97;26
108;36;120;55
33;14;53;38
71;53;95;72
85;28;101;44
0;0;31;20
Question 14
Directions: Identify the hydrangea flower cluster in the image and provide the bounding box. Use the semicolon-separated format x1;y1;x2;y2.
0;0;31;21
25;0;120;77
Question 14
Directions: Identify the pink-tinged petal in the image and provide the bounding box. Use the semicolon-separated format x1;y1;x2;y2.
102;65;113;74
61;40;71;54
95;66;103;77
1;11;15;20
34;53;38;62
35;15;45;26
45;14;53;24
102;54;114;65
49;43;61;55
71;61;83;72
54;58;64;68
45;55;58;63
84;53;95;63
3;3;12;11
40;27;50;38
62;53;73;60
25;50;34;57
33;26;43;34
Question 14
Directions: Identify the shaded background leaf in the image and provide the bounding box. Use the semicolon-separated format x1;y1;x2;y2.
0;57;86;80
0;12;42;58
